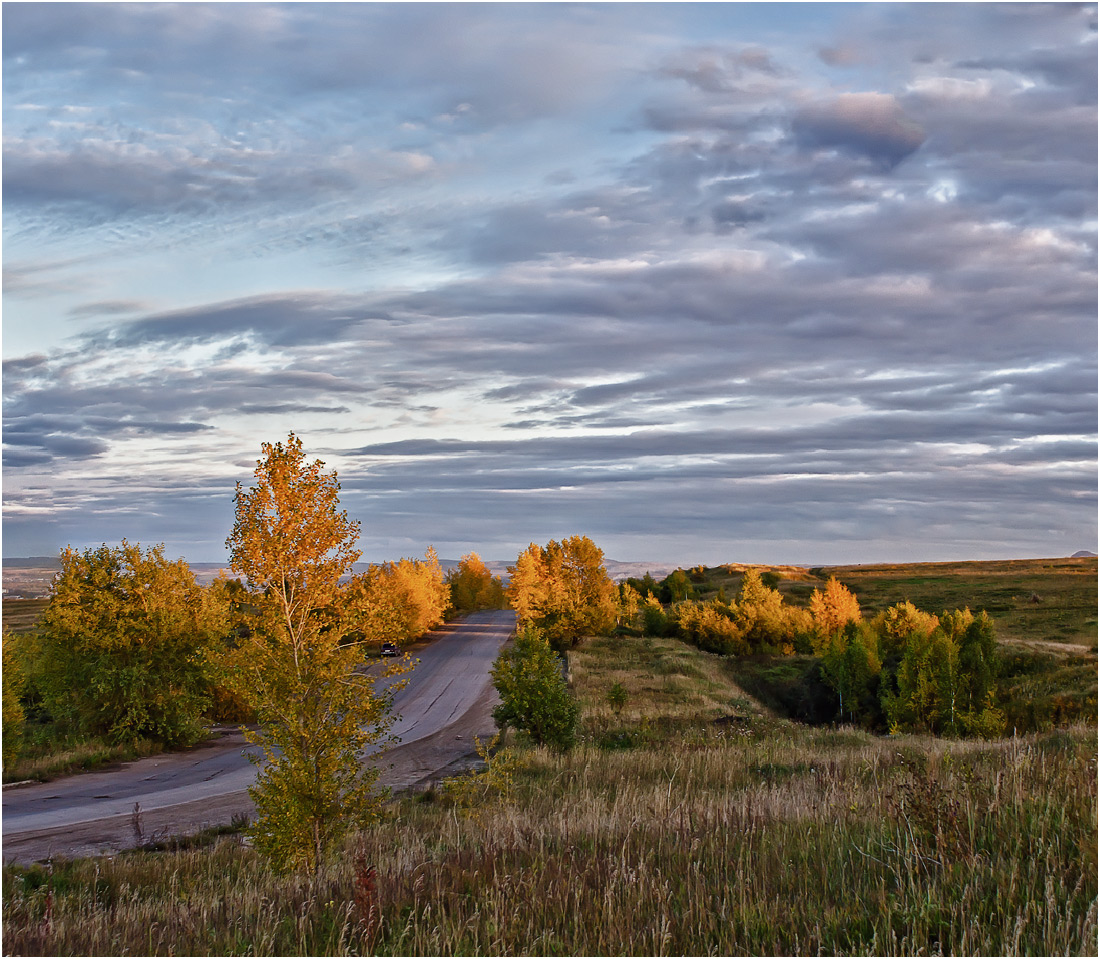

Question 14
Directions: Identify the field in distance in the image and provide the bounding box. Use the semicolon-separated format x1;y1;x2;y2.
4;555;1095;646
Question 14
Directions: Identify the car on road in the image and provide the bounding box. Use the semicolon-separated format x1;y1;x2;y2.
380;641;399;657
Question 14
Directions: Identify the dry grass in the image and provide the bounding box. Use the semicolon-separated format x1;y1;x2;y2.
4;631;1095;956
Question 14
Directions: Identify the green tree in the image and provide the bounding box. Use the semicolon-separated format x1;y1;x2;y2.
222;433;409;874
491;625;578;749
957;611;1003;736
661;569;694;602
607;682;628;716
819;622;882;723
642;594;670;637
32;542;225;746
2;633;26;770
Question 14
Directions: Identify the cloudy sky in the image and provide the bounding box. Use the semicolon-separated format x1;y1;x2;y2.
3;2;1096;567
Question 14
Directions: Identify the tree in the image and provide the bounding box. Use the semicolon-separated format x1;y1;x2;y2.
32;542;225;746
733;568;796;651
447;552;506;613
222;433;408;874
618;582;641;628
818;621;882;723
491;625;578;749
660;569;694;603
808;577;862;653
2;633;26;771
642;594;670;637
506;536;618;648
367;549;451;640
957;611;1003;736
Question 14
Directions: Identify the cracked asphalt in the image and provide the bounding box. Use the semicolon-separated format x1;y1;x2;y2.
2;610;515;863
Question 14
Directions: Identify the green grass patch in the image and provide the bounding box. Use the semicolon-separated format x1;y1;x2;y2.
4;723;167;783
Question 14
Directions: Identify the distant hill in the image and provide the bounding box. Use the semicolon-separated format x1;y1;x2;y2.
1071;550;1097;558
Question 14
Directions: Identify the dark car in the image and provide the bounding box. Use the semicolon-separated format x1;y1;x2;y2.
380;641;399;657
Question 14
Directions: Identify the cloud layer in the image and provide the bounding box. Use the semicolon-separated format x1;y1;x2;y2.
3;3;1095;564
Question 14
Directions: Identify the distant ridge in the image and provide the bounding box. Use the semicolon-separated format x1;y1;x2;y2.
1071;550;1097;558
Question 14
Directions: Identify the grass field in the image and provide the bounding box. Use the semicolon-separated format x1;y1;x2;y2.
3;620;1096;955
690;557;1098;734
686;556;1097;650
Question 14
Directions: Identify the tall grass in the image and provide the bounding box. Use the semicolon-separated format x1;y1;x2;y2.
4;633;1095;956
4;731;163;784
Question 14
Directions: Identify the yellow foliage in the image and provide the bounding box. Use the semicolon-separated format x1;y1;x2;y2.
447;552;506;613
2;632;25;771
809;577;862;654
506;536;618;646
368;547;451;639
223;433;410;874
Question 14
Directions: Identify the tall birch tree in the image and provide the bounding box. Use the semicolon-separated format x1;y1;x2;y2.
223;433;408;874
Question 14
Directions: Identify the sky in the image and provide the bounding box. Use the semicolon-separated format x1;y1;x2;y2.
3;2;1097;567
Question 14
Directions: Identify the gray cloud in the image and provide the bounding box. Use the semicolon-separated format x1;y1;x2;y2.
3;4;1094;563
792;93;926;167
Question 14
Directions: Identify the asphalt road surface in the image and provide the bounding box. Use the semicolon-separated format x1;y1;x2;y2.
2;609;515;863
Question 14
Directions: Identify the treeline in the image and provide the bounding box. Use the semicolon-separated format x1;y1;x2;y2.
622;568;1004;737
2;540;464;771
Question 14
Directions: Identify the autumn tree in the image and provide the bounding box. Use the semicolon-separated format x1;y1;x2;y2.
809;577;862;653
506;536;618;648
369;549;451;642
221;433;409;874
446;552;506;614
31;542;226;747
618;582;642;628
732;567;810;651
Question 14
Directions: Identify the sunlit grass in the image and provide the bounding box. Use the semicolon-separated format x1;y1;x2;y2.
4;626;1095;955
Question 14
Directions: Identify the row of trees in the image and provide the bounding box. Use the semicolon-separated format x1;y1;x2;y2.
7;541;452;756
629;569;1003;737
446;553;506;614
4;435;459;873
634;568;813;655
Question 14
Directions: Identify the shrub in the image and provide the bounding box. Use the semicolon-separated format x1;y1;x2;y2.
491;626;578;749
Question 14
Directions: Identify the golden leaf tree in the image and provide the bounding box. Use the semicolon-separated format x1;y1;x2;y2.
506;536;618;648
808;576;863;654
32;541;225;747
447;551;506;613
223;433;408;874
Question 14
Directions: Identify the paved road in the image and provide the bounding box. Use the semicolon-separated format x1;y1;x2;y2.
2;610;515;861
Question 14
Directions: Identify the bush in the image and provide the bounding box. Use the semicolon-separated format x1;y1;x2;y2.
32;543;226;747
2;634;25;771
491;626;578;749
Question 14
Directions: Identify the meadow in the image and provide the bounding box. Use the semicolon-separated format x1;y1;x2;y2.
4;631;1096;955
2;557;1096;955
